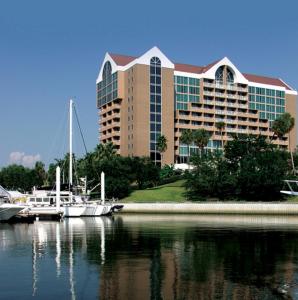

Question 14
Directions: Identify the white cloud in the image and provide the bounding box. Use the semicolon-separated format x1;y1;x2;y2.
9;151;41;168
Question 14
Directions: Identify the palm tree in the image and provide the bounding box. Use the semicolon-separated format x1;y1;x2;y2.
94;142;117;162
272;112;295;172
180;129;193;167
156;134;168;165
215;121;225;150
193;129;211;156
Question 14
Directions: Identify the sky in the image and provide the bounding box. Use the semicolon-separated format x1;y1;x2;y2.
0;0;297;168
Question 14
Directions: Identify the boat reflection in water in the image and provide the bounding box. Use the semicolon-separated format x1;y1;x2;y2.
2;215;298;299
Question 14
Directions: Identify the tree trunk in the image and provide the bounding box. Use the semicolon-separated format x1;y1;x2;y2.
187;145;190;170
289;134;296;174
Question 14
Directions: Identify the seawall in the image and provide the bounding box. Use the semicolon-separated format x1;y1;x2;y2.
119;202;298;215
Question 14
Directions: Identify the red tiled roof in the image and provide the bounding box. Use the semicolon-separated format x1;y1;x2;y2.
174;63;204;74
174;59;220;74
243;73;293;90
108;52;293;90
109;54;136;66
201;59;221;72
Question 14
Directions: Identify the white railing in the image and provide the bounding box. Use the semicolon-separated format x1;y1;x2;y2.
226;128;237;132
215;82;225;89
215;110;225;114
227;102;237;107
226;84;237;91
203;91;214;96
204;82;214;88
204;100;214;104
237;86;248;92
226;111;236;116
215;101;225;106
227;94;237;99
215;93;225;97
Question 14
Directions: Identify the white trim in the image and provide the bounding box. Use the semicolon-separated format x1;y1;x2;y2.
119;46;174;71
96;53;119;83
248;81;286;91
279;78;295;91
97;47;174;84
286;90;298;95
247;81;297;94
203;57;249;84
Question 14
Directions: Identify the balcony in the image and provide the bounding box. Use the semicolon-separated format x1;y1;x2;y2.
203;91;214;96
204;82;214;88
204;100;214;105
215;92;225;98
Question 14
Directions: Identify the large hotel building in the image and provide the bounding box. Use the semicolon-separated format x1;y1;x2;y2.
96;47;297;165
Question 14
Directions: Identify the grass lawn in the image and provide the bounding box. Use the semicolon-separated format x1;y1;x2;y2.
121;180;187;203
286;196;298;202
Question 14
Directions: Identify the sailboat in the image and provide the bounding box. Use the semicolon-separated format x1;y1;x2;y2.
25;99;117;217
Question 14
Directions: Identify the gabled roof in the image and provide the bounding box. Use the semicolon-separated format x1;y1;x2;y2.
109;54;136;66
201;59;221;72
174;59;220;74
101;49;295;91
174;63;204;74
243;73;293;90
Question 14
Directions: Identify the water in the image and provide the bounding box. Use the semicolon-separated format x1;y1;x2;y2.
1;215;298;299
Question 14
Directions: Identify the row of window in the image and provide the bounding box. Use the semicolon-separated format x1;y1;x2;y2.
259;112;283;121
174;76;199;86
176;85;200;94
249;103;285;113
249;86;285;98
176;94;199;103
249;95;285;106
179;140;223;155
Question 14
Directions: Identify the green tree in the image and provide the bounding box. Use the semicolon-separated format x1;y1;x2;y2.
180;129;193;166
156;135;168;165
272;112;295;172
34;161;47;186
193;129;211;156
215;121;225;149
94;142;118;162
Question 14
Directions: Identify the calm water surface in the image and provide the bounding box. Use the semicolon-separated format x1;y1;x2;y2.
1;215;298;299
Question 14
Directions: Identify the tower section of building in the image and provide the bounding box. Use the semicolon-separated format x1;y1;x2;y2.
96;47;297;165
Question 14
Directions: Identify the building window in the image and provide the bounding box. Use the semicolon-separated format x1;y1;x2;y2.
226;67;234;84
150;57;162;164
97;61;118;107
215;66;224;83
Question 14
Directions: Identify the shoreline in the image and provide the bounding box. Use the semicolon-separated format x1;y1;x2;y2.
119;202;298;215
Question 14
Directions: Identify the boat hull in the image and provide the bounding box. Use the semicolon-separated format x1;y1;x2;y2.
0;204;25;221
63;206;86;217
81;204;112;216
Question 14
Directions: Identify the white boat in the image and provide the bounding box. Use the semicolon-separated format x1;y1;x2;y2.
0;186;25;221
281;180;298;196
22;99;119;218
24;193;113;217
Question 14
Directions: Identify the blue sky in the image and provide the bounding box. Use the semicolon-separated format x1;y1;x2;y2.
0;0;297;168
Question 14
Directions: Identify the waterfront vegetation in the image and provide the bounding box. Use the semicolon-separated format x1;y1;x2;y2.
0;112;297;202
122;180;186;203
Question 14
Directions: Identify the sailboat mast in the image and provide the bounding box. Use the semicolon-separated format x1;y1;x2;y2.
69;99;73;188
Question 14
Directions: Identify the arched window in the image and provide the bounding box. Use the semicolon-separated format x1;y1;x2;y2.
215;66;224;83
226;67;234;84
150;57;161;66
103;61;112;81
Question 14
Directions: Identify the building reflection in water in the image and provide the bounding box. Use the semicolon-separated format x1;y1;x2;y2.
1;215;298;299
